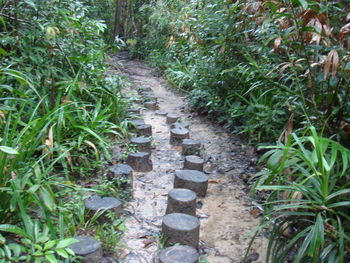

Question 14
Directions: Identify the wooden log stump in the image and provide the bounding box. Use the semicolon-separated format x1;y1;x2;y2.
141;91;156;99
130;119;145;127
144;95;158;102
69;236;102;263
155;110;168;116
140;90;154;95
144;101;158;110
174;170;208;197
107;164;133;189
166;188;196;216
126;152;153;172
166;113;180;124
159;245;199;263
170;127;189;146
138;85;152;93
171;123;190;130
85;195;122;213
162;213;200;248
184;156;204;171
126;107;141;115
84;195;121;222
182;139;201;156
136;124;152;137
130;136;152;153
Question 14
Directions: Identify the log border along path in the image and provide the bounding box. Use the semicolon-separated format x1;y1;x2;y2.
113;54;267;263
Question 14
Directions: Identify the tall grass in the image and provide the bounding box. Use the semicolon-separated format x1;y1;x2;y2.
0;0;129;261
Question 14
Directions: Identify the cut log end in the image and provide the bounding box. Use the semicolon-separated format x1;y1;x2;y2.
182;139;201;156
130;136;152;153
184;155;204;171
166;113;180;124
159;245;199;263
144;101;158;110
69;236;102;263
130;119;145;127
170;127;190;146
85;195;122;212
166;188;197;216
155;110;168;116
126;152;153;172
136;124;152;137
162;213;200;248
126;107;141;115
138;85;152;93
171;123;190;130
174;170;208;197
107;164;133;188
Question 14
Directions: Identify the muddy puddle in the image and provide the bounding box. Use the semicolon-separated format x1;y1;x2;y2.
109;54;267;263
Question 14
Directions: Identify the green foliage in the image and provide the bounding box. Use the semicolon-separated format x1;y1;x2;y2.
135;0;350;143
251;126;350;262
0;222;77;263
0;0;129;260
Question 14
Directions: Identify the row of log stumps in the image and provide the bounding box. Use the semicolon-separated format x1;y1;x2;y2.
69;85;158;262
151;110;210;263
139;85;159;110
127;85;159;172
69;194;123;261
129;86;204;262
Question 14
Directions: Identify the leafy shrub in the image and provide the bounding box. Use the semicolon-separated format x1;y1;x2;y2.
0;0;128;260
251;126;350;262
135;0;350;143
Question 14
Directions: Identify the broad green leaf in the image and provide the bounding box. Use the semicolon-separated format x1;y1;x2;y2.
45;254;57;263
0;146;18;154
39;188;56;211
44;240;57;250
65;248;75;256
0;48;7;56
55;248;69;258
56;238;77;249
0;224;31;239
33;251;44;256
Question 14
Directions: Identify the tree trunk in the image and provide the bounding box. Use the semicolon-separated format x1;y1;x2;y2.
113;0;122;39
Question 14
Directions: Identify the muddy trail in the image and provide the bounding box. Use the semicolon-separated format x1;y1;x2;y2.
110;54;267;263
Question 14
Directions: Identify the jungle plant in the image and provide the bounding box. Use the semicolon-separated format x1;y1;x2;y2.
135;0;350;143
0;0;129;260
250;126;350;262
0;221;77;263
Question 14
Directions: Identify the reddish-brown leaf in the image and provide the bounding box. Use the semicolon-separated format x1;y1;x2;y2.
251;208;261;218
209;179;219;184
274;37;282;53
278;63;291;79
142;239;155;248
331;50;339;79
324;51;332;80
339;23;350;41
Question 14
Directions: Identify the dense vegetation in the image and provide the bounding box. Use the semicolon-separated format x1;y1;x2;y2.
134;0;350;144
0;0;129;262
1;0;350;262
131;0;350;262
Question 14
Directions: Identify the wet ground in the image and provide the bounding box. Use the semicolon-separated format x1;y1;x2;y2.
109;54;267;263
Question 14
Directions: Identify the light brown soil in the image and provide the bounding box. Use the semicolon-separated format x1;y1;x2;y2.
111;55;267;263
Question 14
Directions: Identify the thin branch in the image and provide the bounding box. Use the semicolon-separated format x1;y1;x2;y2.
56;42;76;76
0;13;31;24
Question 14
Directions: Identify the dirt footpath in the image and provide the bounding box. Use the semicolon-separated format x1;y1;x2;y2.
111;55;267;263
